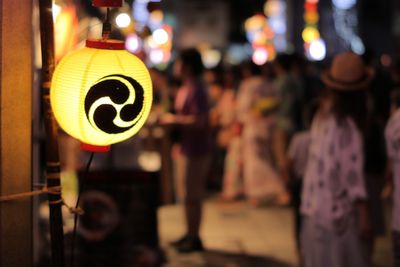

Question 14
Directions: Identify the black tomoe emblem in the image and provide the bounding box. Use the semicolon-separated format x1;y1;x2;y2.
84;74;145;134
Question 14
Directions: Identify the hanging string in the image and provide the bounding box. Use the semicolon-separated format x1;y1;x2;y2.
101;8;111;40
0;185;84;218
69;7;113;265
63;199;85;216
70;152;95;267
0;186;62;202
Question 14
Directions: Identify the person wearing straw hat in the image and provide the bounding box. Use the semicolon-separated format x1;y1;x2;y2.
300;52;373;267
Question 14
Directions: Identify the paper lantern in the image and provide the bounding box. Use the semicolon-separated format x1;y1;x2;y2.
51;39;152;150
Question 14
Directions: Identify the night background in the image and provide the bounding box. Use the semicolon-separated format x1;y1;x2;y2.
1;0;400;267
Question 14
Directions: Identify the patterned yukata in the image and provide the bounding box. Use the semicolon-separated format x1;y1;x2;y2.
236;76;285;200
222;135;243;199
287;130;311;248
300;113;369;267
218;89;243;199
385;109;400;267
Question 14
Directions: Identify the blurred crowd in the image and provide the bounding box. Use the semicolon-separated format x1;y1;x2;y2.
149;48;400;266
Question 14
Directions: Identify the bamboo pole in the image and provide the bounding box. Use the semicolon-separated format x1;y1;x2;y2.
38;0;66;266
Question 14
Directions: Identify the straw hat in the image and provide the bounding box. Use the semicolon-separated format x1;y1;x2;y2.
321;52;375;91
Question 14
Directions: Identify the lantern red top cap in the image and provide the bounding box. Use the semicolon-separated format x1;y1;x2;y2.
92;0;123;7
86;39;125;50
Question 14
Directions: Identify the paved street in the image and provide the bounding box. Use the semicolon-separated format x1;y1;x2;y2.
158;198;392;267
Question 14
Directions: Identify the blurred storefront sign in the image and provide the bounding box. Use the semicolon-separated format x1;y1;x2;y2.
174;0;229;49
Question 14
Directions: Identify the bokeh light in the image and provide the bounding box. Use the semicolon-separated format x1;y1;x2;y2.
132;0;149;32
332;0;357;10
252;31;268;48
246;31;258;43
125;33;142;53
264;0;285;17
252;47;269;65
245;14;266;33
273;35;287;53
153;28;169;45
148;10;164;30
381;54;392;67
201;49;222;69
308;38;326;61
304;2;318;12
149;49;164;65
226;44;253;65
52;3;61;22
350;36;365;55
269;17;286;35
115;13;131;28
302;27;320;43
304;12;319;24
266;44;277;61
138;151;161;172
146;36;158;49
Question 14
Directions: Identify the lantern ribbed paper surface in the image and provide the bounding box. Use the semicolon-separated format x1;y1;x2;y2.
51;41;152;146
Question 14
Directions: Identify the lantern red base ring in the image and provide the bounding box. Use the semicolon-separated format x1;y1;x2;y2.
81;143;111;153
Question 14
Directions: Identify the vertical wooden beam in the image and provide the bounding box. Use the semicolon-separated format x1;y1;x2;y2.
38;0;65;266
0;1;33;267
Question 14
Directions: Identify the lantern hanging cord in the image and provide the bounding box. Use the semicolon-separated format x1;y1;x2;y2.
70;152;95;267
102;8;112;40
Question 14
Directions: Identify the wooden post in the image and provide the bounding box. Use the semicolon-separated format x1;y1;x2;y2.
38;1;65;267
0;1;33;266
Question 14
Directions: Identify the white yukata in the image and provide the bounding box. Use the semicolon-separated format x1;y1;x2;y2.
300;113;369;267
384;109;400;266
236;76;285;200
